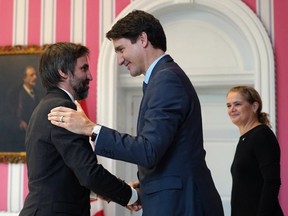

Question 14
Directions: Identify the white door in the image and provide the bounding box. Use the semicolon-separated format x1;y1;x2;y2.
120;87;238;216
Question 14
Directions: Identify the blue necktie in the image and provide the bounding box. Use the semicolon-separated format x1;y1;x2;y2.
143;82;147;94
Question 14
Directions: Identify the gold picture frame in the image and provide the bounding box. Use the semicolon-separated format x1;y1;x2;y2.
0;45;47;163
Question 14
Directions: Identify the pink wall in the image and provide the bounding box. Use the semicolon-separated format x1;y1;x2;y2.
0;0;13;44
27;0;41;44
0;165;8;210
242;0;256;13
55;0;71;43
85;0;100;122
115;0;130;16
274;0;288;214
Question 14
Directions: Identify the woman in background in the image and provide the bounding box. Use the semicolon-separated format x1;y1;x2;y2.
226;86;283;216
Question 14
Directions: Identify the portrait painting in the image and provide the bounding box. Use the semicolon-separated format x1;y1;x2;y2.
0;45;46;162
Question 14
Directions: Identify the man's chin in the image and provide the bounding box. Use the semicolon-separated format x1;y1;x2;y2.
130;73;138;77
76;91;89;100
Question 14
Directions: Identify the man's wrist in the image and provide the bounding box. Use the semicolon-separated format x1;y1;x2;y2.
91;124;101;141
128;187;138;205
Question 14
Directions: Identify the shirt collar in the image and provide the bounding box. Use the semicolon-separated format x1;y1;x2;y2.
144;54;166;84
59;87;74;101
22;84;34;97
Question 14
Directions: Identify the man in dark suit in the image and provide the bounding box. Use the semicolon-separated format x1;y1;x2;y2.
2;66;43;151
48;11;224;216
19;42;137;216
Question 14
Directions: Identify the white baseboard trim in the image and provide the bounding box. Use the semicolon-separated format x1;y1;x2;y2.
0;212;19;216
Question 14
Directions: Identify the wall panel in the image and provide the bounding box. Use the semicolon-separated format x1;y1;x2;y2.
0;0;13;45
274;0;288;214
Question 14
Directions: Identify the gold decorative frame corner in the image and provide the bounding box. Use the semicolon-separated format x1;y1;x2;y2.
0;44;48;55
0;152;26;163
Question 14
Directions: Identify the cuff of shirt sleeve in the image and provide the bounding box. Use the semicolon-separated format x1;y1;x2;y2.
128;187;138;205
91;124;102;141
89;124;102;150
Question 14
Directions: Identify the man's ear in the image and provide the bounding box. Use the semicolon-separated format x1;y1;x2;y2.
139;32;148;47
58;69;68;79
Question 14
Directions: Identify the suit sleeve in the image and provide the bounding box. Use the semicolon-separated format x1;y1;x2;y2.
96;70;191;168
51;101;132;206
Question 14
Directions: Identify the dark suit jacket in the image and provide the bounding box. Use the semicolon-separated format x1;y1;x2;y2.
19;88;131;216
95;55;224;216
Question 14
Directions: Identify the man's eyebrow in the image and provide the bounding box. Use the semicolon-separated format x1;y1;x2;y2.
80;64;89;69
114;46;122;52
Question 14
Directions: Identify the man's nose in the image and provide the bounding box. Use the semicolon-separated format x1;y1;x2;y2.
87;70;93;81
117;54;124;65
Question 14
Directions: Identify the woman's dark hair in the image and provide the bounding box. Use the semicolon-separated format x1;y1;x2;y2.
106;10;167;52
227;86;271;127
39;42;89;89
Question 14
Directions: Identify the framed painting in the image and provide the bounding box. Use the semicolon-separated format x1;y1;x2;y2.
0;45;47;163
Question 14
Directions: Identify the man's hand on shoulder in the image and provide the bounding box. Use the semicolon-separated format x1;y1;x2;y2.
48;100;95;136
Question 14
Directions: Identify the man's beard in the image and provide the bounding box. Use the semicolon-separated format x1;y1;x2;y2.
72;80;89;100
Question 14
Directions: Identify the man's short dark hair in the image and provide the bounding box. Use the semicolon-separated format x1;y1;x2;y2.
106;10;167;52
39;42;89;89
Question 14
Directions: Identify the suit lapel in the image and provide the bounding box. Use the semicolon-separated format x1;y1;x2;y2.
142;82;148;94
137;55;174;134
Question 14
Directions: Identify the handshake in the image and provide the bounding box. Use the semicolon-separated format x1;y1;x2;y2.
92;180;142;212
127;180;142;212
